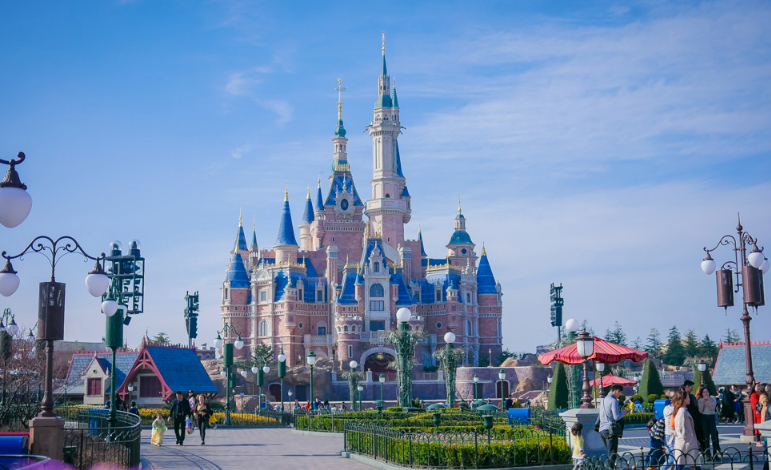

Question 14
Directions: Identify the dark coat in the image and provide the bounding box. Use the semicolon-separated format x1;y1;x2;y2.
170;397;191;419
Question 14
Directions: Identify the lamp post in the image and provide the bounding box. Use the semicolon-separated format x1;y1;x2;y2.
701;216;767;439
214;323;244;425
357;384;363;411
473;374;479;400
379;374;385;407
307;350;316;409
436;331;462;409
547;375;553;398
596;363;606;400
388;308;423;407
127;383;134;403
278;349;286;413
346;360;360;411
0;152;33;228
576;328;595;409
697;360;706;372
498;369;506;408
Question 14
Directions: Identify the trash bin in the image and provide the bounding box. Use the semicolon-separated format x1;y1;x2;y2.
653;399;667;420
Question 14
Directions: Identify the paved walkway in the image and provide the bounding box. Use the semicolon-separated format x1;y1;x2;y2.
140;428;368;470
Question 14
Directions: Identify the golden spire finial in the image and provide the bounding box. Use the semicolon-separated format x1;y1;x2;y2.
284;183;289;202
318;171;321;187
335;78;347;122
382;31;385;55
482;242;487;257
239;208;243;226
307;184;311;198
253;215;256;231
418;223;422;234
458;195;462;214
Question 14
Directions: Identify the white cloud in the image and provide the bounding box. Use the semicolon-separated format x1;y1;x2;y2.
231;144;254;159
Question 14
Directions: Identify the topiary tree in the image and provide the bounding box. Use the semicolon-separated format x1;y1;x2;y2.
647;394;659;404
548;362;569;410
699;367;717;396
692;368;701;392
638;358;664;398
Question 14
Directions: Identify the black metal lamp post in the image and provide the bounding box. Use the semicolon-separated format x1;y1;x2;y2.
346;360;360;411
596;362;606;401
0;152;33;229
701;216;767;439
378;373;385;411
214;323;244;425
498;369;506;408
473;374;479;400
357;384;363;411
278;349;286;412
307;350;317;409
576;328;595;409
0;236;110;420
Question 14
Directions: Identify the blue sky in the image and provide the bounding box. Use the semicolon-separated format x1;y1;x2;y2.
1;1;770;352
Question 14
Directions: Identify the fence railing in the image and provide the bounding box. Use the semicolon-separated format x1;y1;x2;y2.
343;421;571;468
583;445;768;470
61;408;141;469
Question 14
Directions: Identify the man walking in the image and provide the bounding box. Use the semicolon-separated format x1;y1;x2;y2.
599;384;626;467
168;391;191;445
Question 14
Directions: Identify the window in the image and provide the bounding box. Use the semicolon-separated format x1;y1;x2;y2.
370;321;385;331
467;293;471;303
299;289;303;301
370;300;385;311
436;290;442;301
260;291;267;302
260;320;268;337
87;378;102;396
461;248;467;254
298;322;303;329
139;376;162;398
370;284;384;297
436;322;443;329
317;290;323;302
374;262;380;273
318;326;326;335
348;345;353;357
224;288;229;299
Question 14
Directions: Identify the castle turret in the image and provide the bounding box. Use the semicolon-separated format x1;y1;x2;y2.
299;186;315;251
477;244;502;362
446;198;476;266
274;187;299;264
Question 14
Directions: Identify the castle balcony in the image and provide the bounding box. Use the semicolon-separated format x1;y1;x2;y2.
304;333;333;346
361;331;389;345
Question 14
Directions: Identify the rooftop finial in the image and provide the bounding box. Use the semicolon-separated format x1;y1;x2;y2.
239;208;243;226
318;171;321;187
284;183;289;202
335;78;348;122
458;195;462;214
307;185;311;198
253;215;256;232
382;31;385;55
482;242;487;257
418;222;422;234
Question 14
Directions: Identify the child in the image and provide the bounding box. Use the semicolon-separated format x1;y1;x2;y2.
646;417;665;469
128;401;139;416
571;422;585;470
151;412;168;446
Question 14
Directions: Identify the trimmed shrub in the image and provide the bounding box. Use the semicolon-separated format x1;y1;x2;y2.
647;394;659;405
638;358;665;398
547;362;569;410
630;394;643;404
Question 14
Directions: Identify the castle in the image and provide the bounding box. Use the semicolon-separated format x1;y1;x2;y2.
219;36;503;375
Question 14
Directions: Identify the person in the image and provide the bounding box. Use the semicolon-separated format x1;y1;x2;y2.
751;383;762;441
151;412;168;446
293;399;301;411
662;397;676;470
759;393;770;423
323;399;330;410
128;401;139;416
168;391;192;445
646;416;666;468
505;398;513;410
104;399;111;410
682;380;704;451
188;390;197;413
570;422;585;470
599;384;626;466
735;387;745;424
697;387;720;458
195;394;212;445
720;386;735;423
672;389;701;470
313;397;322;410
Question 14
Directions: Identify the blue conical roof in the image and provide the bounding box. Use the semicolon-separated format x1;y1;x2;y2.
419;228;427;257
335;118;346;138
234;223;248;252
315;183;324;211
393;85;399;108
251;229;258;249
226;252;250;288
477;249;497;294
301;192;315;225
275;193;298;246
382;53;387;76
396;141;404;177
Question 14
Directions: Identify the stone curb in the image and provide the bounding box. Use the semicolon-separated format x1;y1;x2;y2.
343;452;573;470
292;429;344;437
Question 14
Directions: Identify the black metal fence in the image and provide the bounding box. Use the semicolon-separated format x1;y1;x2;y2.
61;408;141;469
0;455;49;469
583;445;769;470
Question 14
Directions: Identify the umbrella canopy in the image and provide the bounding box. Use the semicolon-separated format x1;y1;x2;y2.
538;337;648;365
589;373;636;387
427;403;447;410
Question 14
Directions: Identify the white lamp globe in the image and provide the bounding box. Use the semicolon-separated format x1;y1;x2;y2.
101;300;119;317
85;272;110;297
349;360;358;369
697;362;707;372
596;363;605;372
263;366;270;374
251;366;259;374
220;370;227;377
278;352;286;363
748;247;765;269
306;351;317;366
234;337;244;350
444;332;456;344
379;374;385;383
7;319;19;337
761;258;770;274
214;336;224;349
396;308;412;323
0;186;32;229
565;318;579;332
498;369;506;380
701;254;717;275
357;384;363;391
241;370;247;378
0;265;20;297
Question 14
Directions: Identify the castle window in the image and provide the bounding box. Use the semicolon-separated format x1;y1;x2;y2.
318;326;326;335
224;288;229;300
370;300;385;311
370;284;384;298
348;345;353;357
298;322;303;329
260;291;267;302
436;322;442;329
385;193;390;198
299;289;303;301
370;321;385;331
466;293;471;303
344;326;348;333
373;262;380;273
317;290;323;302
260;320;268;337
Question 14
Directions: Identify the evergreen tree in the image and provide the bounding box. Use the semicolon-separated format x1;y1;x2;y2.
631;336;642;350
692;367;701;392
701;367;717;396
548;362;569;410
700;334;719;365
724;328;740;344
663;326;685;366
612;322;627;346
638;358;664;398
684;330;700;360
580;320;595;337
645;329;662;358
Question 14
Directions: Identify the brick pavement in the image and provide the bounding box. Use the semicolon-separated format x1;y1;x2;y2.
140;427;369;470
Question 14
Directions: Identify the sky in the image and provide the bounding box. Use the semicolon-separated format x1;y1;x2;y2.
1;0;770;353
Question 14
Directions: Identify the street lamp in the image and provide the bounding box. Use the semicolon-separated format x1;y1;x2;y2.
0;152;32;228
498;369;506;408
473;374;479;400
127;383;134;401
215;322;243;425
0;236;108;425
346;360;360;411
701;216;766;439
379;374;385;405
576;328;595;409
389;307;422;407
437;331;461;408
357;384;364;411
697;360;707;372
278;349;286;413
307;350;316;409
596;363;606;400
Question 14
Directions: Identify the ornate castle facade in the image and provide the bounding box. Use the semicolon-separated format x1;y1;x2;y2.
220;38;503;373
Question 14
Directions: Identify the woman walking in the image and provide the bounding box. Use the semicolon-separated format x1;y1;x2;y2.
673;390;701;470
195;394;212;445
697;387;720;458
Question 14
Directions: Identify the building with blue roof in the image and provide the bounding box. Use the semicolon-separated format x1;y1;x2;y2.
219;34;503;373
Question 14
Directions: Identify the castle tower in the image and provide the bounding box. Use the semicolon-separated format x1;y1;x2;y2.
274;187;299;263
446;198;476;266
365;33;411;249
476;244;503;363
249;216;259;268
299;186;315;251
